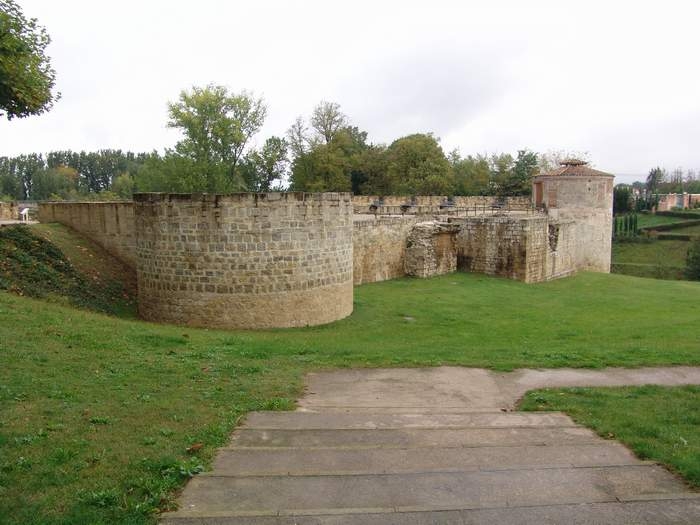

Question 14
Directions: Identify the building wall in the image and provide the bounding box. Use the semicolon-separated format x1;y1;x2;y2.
534;175;613;272
37;201;136;266
0;202;18;220
352;215;420;285
134;192;354;329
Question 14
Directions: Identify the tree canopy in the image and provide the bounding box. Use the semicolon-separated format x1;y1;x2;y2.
0;0;59;119
166;84;266;191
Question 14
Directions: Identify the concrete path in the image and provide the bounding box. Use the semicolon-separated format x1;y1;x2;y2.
162;367;700;524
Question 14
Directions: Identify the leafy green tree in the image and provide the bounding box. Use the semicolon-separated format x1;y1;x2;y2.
111;173;135;199
503;149;538;196
384;134;453;195
646;167;665;194
241;136;289;191
167;85;266;191
0;0;59;119
451;152;491;196
310;101;347;144
613;185;632;214
32;165;78;200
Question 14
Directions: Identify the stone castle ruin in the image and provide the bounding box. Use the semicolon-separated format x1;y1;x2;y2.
37;161;613;329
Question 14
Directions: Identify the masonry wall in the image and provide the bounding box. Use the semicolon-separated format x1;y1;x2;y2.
0;202;18;220
352;215;420;285
455;215;548;282
545;220;577;281
352;195;531;208
535;175;613;272
134;192;354;329
37;201;136;266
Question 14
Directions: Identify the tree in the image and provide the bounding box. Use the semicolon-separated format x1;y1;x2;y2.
310;101;346;144
167;85;266;191
241;136;289;192
613;185;632;215
31;165;78;200
451;153;491;196
384;134;453;195
646;167;665;194
0;0;59;119
500;149;538;196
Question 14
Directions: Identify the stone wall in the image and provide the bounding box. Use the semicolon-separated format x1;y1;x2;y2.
404;222;461;278
454;216;543;282
352;195;532;215
0;202;18;220
535;175;613;272
134;192;354;329
37;201;136;266
352;215;420;285
544;220;577;281
453;215;576;283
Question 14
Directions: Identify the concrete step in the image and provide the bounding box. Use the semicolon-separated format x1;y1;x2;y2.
242;411;574;430
297;406;509;414
228;426;601;449
162;497;700;524
210;443;641;476
167;465;687;516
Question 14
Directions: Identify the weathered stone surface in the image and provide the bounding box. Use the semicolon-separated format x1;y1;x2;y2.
404;221;460;278
133;192;354;329
0;201;18;220
352;215;420;285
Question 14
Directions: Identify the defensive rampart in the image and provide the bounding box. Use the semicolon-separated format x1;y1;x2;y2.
133;192;354;329
37;201;135;266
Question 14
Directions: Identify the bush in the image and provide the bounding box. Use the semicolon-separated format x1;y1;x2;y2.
686;239;700;281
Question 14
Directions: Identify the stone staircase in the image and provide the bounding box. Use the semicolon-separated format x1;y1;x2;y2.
161;407;700;524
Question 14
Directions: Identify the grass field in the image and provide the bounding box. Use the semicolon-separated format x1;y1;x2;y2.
611;239;689;280
521;386;700;487
637;214;693;229
665;223;700;235
2;226;700;523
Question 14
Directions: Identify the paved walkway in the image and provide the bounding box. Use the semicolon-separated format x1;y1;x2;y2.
162;367;700;524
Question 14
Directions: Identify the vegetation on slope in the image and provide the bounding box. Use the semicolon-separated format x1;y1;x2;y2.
521;386;700;487
0;224;135;316
1;270;700;523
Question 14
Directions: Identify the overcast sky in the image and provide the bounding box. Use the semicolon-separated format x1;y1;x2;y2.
2;0;699;184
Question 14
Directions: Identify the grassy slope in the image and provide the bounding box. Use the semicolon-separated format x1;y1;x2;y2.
521;386;700;487
0;224;136;316
637;214;692;229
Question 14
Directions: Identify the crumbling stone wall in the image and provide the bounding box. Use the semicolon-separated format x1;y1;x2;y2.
353;215;420;285
0;202;18;220
404;222;461;278
134;192;353;329
37;201;136;266
535;175;613;272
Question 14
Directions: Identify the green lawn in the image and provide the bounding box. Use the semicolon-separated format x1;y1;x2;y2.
2;226;700;524
521;386;700;487
612;239;689;280
665;223;700;235
637;214;692;229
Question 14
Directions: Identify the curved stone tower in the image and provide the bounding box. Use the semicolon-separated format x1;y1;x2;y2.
134;192;353;329
532;160;614;272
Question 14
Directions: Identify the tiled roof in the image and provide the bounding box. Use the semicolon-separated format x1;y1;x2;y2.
541;159;613;177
